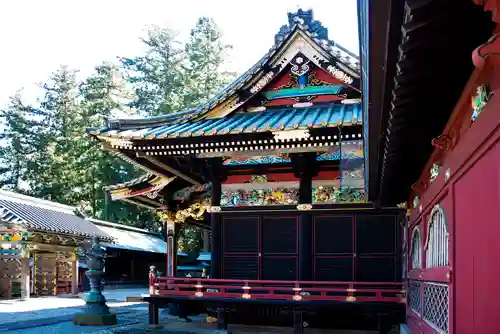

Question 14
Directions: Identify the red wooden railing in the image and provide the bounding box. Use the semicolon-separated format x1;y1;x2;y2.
150;276;406;304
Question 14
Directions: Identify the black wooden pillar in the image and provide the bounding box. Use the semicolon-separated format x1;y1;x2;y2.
206;158;226;279
291;153;317;281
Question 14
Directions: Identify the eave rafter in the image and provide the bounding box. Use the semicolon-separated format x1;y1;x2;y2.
361;0;495;204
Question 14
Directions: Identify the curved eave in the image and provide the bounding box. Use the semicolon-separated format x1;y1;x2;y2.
103;174;156;191
357;0;404;203
90;104;363;142
376;0;495;205
107;175;177;202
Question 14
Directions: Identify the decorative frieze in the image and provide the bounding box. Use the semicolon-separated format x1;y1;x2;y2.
326;65;354;85
250;72;275;94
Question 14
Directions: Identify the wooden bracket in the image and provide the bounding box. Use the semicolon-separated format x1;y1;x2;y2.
411;182;426;194
472;33;500;68
431;134;453;152
472;0;500;23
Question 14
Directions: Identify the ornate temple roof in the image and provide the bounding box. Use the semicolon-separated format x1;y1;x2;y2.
87;9;360;141
92;104;361;140
89;9;363;211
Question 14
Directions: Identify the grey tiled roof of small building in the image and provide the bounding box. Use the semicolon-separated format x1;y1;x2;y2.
0;191;112;240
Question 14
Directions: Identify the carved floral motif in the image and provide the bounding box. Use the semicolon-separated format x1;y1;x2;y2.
430;164;440;183
250;72;275;94
413;195;420;210
221;187;299;207
326;65;354;85
471;85;493;121
297;204;312;211
312;185;365;204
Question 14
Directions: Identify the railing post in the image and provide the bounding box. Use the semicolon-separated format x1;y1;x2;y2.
242;280;251;299
293;282;302;301
346;283;356;302
293;309;304;334
195;279;204;297
216;307;227;330
149;265;157;295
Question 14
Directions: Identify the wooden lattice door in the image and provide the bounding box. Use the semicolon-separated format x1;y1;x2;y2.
0;257;21;299
56;252;72;294
34;253;57;296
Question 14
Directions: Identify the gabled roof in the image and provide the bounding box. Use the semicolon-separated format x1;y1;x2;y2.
88;218;166;254
87;9;361;142
0;190;112;241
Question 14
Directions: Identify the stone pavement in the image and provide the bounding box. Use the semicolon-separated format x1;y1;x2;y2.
0;288;148;328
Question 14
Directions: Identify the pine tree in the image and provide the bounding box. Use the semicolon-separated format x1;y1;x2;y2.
119;26;186;116
0;93;47;191
22;67;80;203
79;63;159;230
183;17;235;108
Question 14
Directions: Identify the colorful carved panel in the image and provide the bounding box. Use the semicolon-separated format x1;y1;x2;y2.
266;67;346;91
222;142;363;166
223;154;291;166
173;183;211;202
312;186;366;204
339;140;364;186
221;174;299;207
471;84;493;121
221;187;299;207
0;230;31;242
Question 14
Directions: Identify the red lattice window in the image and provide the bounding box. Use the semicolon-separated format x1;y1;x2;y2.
411;227;422;269
423;282;449;333
408;280;421;315
425;205;448;268
408;204;450;334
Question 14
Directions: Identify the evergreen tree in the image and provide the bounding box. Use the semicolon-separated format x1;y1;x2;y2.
119;26;186;116
0;93;46;191
79;63;159;231
0;16;235;238
24;66;85;204
183;17;235;108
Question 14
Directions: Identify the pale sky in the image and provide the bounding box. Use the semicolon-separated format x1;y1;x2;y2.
0;0;359;108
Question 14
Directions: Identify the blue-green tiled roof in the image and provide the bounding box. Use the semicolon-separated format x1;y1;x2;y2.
91;104;362;140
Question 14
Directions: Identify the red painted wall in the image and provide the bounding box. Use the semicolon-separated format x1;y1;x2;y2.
406;39;500;333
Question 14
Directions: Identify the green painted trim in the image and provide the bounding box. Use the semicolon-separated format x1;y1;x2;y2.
263;85;345;100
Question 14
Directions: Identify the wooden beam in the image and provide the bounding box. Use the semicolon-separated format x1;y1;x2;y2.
120;198;163;211
140;155;202;186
